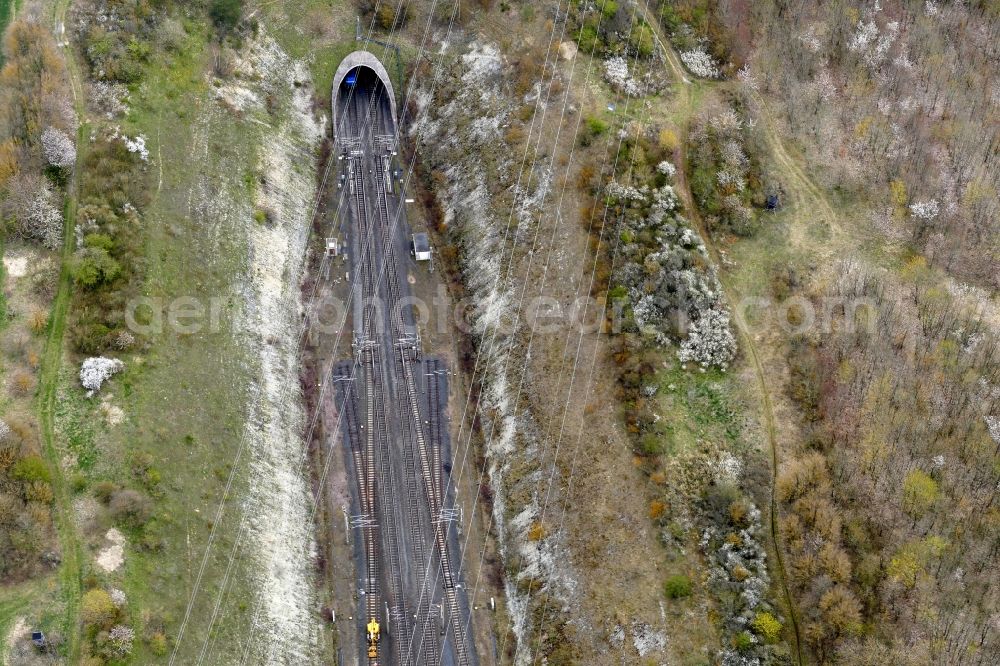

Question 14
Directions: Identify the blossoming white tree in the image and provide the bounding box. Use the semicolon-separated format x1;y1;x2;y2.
909;199;940;220
657;160;676;179
80;357;125;395
108;624;135;655
41;126;76;169
680;48;721;78
603;56;644;97
109;588;128;607
677;306;737;369
7;176;64;250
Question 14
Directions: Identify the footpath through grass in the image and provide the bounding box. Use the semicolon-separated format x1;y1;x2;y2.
636;7;806;662
28;0;91;656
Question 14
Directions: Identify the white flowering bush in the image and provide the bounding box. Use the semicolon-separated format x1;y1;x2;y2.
680;48;721;79
90;82;130;118
716;170;746;192
109;588;127;607
986;415;1000;445
603;56;646;97
604;56;628;85
113;330;136;350
656;160;676;179
799;27;822;53
608;179;737;369
849;20;879;53
606;182;645;202
110;128;150;161
814;69;837;101
909;199;940;220
0;420;10;441
9;178;64;250
108;624;134;655
41;127;77;169
849;19;899;69
699;485;782;664
689;105;761;237
80;357;125;395
678;306;737;369
736;63;758;91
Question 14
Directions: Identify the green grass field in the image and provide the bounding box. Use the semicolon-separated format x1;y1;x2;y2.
0;0;13;60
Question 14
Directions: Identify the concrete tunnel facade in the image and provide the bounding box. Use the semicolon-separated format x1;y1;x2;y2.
331;50;397;135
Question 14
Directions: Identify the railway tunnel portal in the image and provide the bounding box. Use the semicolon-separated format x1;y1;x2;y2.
332;50;398;137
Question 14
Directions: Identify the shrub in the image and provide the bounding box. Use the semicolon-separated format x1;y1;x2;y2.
902;469;938;518
729;500;748;526
83;233;115;252
138;519;165;552
0;445;17;470
577;24;601;54
638;432;665;456
527;521;546;541
630;23;655;57
93;481;117;504
733;630;754;651
665;573;692;599
109;489;152;527
71;474;89;493
28;307;49;333
12;455;51;484
71;248;121;288
148;631;168;656
0;493;18;523
649;500;666;519
143;468;161;488
81;589;116;628
210;0;243;33
24;480;54;503
658;128;679;153
585;116;609;137
9;369;36;396
376;3;409;30
752;611;782;643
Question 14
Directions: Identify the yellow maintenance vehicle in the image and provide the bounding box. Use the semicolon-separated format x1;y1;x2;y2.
366;618;380;659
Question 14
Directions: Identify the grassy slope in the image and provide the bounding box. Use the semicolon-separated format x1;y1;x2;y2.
0;0;362;660
12;9;273;665
62;19;261;662
266;0;356;101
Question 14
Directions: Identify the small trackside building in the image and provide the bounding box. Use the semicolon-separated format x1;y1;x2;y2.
412;232;431;261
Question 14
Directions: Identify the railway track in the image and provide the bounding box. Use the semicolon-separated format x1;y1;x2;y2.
335;65;476;666
371;154;472;666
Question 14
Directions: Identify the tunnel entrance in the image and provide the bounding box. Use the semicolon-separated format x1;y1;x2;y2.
339;65;386;94
335;67;393;139
331;52;398;138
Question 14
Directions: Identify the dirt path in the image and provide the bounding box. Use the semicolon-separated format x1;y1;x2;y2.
641;6;804;663
35;0;90;659
749;93;848;257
